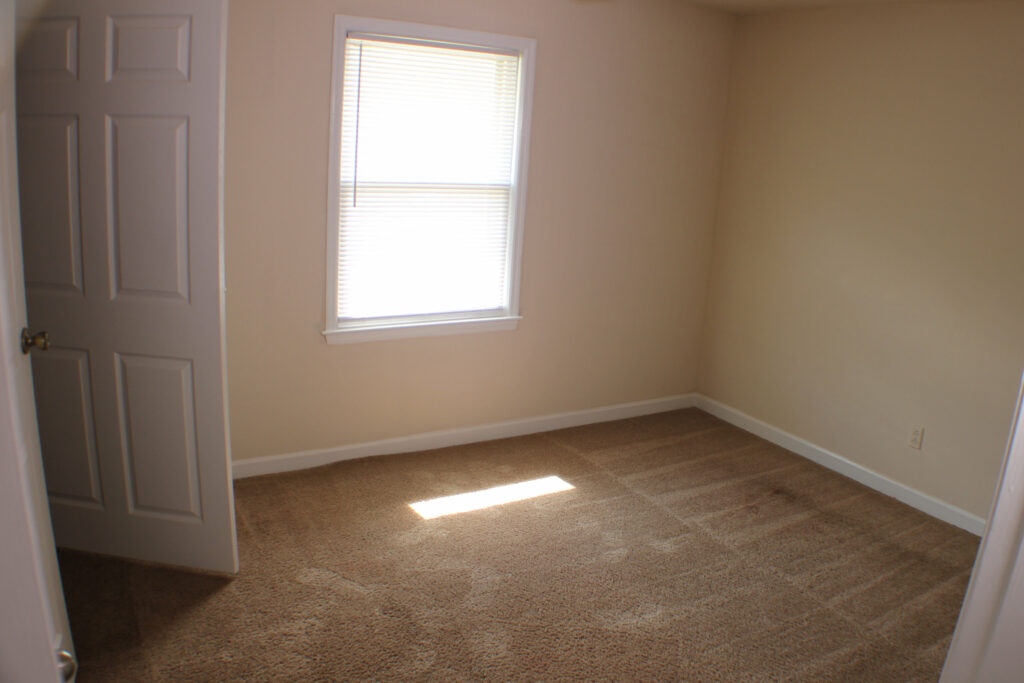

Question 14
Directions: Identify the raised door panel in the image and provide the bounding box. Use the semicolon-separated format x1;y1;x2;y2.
106;15;191;82
115;353;200;520
106;115;190;302
17;114;83;293
17;17;79;81
30;348;103;507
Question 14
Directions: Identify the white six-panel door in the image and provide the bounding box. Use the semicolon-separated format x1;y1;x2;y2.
16;0;237;573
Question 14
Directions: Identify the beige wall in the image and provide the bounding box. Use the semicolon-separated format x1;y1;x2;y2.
700;2;1024;518
225;0;735;461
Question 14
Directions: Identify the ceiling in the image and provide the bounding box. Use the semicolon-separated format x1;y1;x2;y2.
691;0;954;13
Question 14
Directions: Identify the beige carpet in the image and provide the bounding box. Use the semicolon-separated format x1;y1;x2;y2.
58;408;979;681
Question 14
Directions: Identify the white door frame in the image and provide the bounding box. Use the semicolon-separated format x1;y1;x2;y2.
0;349;65;683
0;0;69;680
942;373;1024;682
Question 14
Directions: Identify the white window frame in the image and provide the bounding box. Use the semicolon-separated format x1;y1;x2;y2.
323;15;536;344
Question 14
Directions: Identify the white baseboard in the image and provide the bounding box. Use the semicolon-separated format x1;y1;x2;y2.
231;390;986;536
232;393;699;480
694;395;987;536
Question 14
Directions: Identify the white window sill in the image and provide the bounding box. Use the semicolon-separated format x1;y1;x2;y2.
323;315;521;345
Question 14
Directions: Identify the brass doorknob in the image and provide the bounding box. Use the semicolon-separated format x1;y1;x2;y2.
20;328;50;354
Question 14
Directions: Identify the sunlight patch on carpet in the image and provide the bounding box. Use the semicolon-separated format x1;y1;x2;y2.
409;476;575;519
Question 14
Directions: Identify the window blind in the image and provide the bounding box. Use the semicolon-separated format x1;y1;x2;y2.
336;34;521;323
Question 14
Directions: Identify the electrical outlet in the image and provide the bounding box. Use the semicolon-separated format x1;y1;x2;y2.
908;426;925;450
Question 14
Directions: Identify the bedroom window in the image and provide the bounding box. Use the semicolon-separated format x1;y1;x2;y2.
323;16;536;344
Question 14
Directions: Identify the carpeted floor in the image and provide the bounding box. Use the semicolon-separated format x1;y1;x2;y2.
58;408;980;681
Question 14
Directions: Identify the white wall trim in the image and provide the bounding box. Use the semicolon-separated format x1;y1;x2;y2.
232;391;985;536
323;315;521;345
694;395;987;536
232;394;699;479
323;16;535;344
